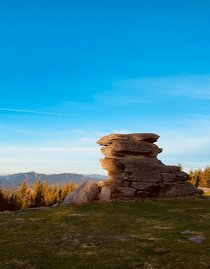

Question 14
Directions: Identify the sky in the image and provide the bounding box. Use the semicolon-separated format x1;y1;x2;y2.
0;0;210;175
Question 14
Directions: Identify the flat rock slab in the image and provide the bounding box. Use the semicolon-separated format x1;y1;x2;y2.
97;133;160;146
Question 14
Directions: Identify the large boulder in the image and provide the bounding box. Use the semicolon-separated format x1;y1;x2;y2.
63;181;99;205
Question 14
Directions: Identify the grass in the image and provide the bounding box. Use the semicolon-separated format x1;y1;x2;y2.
1;199;210;269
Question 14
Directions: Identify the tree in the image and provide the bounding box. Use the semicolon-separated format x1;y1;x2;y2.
17;180;32;209
0;189;5;211
195;170;202;188
204;166;210;188
189;168;208;187
43;179;50;206
48;184;58;206
0;179;79;211
33;179;44;207
8;193;20;211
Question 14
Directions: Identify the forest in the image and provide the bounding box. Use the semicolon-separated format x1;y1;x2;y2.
189;166;210;188
0;179;78;211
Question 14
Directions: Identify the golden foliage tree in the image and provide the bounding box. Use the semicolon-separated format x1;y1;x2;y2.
0;179;78;211
33;179;44;207
17;180;32;209
189;166;210;187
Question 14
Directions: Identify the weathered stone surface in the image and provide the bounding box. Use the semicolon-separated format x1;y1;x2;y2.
136;191;150;197
99;185;112;202
97;133;160;146
97;133;202;199
162;173;176;182
63;181;98;205
100;158;124;174
101;140;162;158
161;182;201;197
116;187;136;197
175;171;190;181
131;182;160;191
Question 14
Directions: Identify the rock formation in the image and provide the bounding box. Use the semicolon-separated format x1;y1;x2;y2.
97;133;203;199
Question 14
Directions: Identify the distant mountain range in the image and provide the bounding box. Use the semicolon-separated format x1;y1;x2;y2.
0;171;108;188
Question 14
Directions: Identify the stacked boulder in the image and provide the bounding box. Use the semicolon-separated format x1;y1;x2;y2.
97;133;203;199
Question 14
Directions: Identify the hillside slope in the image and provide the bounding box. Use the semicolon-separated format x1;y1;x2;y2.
1;199;210;269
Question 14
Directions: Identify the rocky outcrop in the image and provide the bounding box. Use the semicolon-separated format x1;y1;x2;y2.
63;181;99;205
97;133;203;199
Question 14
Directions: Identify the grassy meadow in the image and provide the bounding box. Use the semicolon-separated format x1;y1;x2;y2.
1;199;210;269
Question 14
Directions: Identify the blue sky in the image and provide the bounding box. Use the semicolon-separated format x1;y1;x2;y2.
0;0;210;175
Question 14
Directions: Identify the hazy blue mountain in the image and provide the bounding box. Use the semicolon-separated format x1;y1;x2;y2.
84;174;107;180
0;171;108;188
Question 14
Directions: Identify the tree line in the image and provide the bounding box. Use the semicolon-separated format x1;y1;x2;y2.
0;179;78;211
189;166;210;188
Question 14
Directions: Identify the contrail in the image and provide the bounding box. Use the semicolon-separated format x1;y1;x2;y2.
0;107;77;116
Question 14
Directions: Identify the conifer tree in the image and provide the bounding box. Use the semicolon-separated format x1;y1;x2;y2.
204;166;210;187
0;189;5;210
195;170;201;188
43;179;50;206
33;179;44;207
17;180;32;209
48;184;58;206
3;190;10;210
58;188;62;204
8;193;21;211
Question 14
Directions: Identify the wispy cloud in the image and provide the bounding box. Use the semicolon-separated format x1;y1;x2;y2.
95;75;210;105
95;93;150;105
0;107;80;117
119;75;210;99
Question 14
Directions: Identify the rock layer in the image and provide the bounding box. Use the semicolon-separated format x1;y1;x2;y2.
97;133;203;199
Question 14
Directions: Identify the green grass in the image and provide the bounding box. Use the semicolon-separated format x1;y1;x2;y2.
1;199;210;269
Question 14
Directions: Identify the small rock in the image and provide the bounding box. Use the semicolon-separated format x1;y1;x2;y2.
188;235;204;244
181;230;193;235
